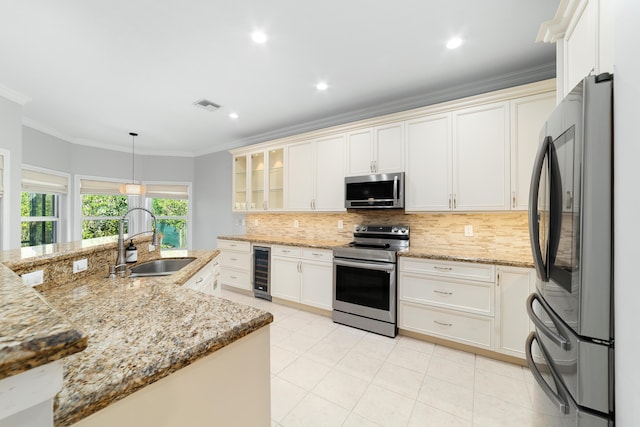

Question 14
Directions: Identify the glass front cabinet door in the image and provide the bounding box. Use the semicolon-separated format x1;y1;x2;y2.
233;148;284;212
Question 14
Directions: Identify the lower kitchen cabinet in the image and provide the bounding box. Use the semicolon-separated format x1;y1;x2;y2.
217;239;252;291
182;258;221;297
495;266;535;358
399;257;534;359
271;245;333;310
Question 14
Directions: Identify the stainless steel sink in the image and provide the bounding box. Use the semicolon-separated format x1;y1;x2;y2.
128;257;196;277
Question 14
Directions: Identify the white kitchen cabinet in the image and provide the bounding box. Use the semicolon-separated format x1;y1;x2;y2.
398;257;496;350
510;92;556;210
217;239;252;291
495;266;535;358
271;245;333;310
286;134;346;211
405;113;452;211
452;101;510;211
346;122;404;176
232;147;284;212
183;258;221;297
538;0;612;100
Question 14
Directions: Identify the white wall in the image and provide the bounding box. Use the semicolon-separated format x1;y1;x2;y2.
192;150;244;250
613;0;640;424
0;97;23;248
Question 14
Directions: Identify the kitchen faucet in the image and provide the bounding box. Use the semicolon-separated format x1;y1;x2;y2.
113;207;161;274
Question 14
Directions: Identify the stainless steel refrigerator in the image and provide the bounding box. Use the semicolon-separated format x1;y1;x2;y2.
526;74;614;426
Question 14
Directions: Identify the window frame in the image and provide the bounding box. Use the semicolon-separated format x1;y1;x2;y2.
144;181;192;251
21;165;71;247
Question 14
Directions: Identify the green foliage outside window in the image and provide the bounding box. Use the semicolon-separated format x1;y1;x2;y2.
81;194;129;239
21;192;57;247
152;198;188;249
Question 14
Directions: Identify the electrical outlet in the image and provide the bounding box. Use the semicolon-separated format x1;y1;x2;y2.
338;220;344;229
464;225;474;237
73;259;88;273
254;219;259;226
293;219;299;228
22;270;44;287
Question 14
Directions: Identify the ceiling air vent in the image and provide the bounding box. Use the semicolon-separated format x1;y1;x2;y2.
193;99;221;112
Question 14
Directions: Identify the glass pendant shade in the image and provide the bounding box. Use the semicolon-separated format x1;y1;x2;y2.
120;132;146;195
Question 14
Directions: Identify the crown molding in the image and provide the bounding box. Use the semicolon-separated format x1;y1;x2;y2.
0;83;31;105
221;63;556;155
537;0;580;43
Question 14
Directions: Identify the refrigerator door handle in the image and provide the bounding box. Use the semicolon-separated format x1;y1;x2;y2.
529;136;551;282
526;293;570;351
525;332;570;415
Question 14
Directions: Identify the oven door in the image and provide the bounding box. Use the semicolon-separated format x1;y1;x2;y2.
333;257;396;323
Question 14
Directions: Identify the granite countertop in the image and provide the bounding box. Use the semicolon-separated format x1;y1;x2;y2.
218;235;534;268
1;239;273;426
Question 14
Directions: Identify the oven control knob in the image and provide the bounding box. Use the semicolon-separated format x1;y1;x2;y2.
361;226;367;232
355;226;360;232
401;228;408;233
392;227;398;233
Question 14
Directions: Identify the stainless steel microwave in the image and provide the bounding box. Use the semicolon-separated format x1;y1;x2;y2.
345;172;405;209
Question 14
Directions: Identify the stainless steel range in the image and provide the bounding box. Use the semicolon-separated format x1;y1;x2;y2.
332;224;409;337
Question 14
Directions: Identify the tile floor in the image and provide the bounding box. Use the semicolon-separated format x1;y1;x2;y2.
222;289;564;427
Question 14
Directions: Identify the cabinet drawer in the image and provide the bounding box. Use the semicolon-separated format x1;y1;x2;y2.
399;273;493;316
217;239;251;252
301;248;332;262
272;245;301;258
399;302;493;349
218;251;251;270
219;268;250;290
400;258;495;282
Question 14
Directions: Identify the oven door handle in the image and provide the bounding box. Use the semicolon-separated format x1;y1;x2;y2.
525;332;570;415
334;258;395;272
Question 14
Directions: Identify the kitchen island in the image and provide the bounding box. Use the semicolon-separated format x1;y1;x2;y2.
0;238;273;426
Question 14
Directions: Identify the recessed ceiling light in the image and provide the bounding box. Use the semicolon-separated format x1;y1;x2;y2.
229;112;239;119
251;31;267;44
446;37;463;49
316;82;329;91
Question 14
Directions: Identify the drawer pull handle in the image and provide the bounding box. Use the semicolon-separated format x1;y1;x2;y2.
434;266;452;271
195;278;204;284
311;252;322;256
230;258;237;261
433;289;453;296
230;275;237;279
433;320;453;327
282;250;290;253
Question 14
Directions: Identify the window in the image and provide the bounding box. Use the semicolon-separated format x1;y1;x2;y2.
146;184;190;250
80;179;129;239
21;168;69;247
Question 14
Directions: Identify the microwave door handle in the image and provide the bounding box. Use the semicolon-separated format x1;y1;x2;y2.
525;332;570;415
393;175;398;206
529;136;551;281
526;293;570;351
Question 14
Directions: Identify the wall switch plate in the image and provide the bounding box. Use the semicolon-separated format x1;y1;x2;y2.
338;220;344;229
73;259;88;273
464;225;474;237
293;219;299;228
22;270;44;287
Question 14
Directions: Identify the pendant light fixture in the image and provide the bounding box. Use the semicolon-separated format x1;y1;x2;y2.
119;132;146;195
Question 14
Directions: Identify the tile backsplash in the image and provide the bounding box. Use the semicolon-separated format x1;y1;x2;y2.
245;211;532;260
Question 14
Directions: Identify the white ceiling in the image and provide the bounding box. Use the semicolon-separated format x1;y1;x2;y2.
0;1;559;157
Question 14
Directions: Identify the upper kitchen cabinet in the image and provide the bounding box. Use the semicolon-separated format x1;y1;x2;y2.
453;101;510;211
232;148;284;212
346;122;404;176
405;113;452;211
286;134;346;211
537;0;612;100
509;92;556;210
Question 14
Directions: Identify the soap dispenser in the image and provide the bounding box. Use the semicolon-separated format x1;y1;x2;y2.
125;240;138;263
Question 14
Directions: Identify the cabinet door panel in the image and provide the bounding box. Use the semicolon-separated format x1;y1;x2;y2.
496;267;534;358
286;141;314;210
271;257;301;302
301;260;333;310
405;114;451;211
374;122;404;173
315;135;346;211
347;129;374;176
453;102;510;210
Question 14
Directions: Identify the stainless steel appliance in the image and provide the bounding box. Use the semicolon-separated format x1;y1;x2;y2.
345;172;405;209
333;224;409;337
526;74;614;426
253;246;271;301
